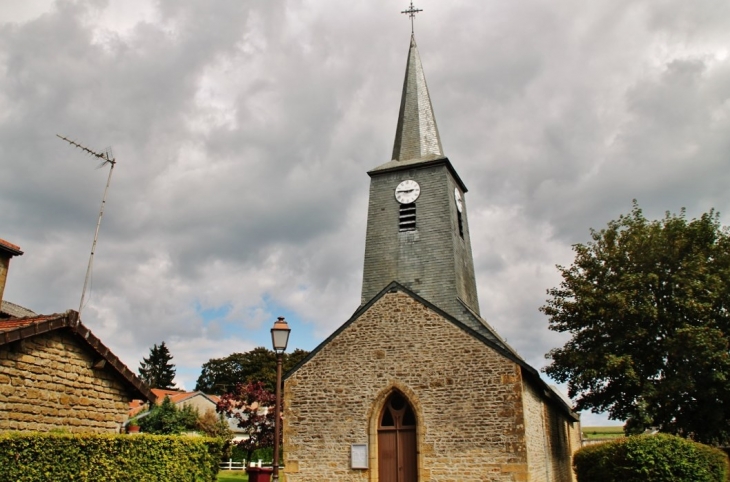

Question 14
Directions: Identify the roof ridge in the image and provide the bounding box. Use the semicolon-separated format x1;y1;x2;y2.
285;283;579;421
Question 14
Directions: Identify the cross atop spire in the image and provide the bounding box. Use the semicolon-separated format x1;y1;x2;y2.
401;1;422;34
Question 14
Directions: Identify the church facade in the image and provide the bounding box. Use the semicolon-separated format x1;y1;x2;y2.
283;33;580;482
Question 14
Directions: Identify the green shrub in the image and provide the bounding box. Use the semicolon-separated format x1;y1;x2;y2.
574;433;729;482
138;396;200;434
0;432;224;482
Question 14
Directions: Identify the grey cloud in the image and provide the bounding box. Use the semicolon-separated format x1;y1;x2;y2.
2;1;729;419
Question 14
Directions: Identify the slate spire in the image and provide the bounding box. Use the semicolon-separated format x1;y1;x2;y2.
391;34;444;162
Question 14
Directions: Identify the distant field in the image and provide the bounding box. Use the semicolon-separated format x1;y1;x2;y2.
582;426;625;439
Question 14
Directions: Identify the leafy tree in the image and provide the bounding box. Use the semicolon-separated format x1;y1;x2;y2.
138;396;199;434
217;381;277;463
542;202;730;444
138;341;176;389
197;408;234;440
196;347;309;394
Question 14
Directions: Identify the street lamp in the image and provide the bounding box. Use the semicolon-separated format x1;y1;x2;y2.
271;317;290;482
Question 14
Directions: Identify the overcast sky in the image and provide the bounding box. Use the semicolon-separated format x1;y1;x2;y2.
1;0;729;426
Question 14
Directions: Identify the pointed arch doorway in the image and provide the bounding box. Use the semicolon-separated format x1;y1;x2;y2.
377;392;418;482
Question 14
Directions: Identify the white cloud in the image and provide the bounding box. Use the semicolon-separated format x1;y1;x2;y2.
2;0;729;427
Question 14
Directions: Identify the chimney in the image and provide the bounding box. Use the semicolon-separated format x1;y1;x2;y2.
0;238;23;307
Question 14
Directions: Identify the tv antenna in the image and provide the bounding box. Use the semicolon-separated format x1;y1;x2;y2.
57;134;117;316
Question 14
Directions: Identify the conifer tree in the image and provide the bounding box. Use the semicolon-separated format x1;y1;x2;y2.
138;341;176;389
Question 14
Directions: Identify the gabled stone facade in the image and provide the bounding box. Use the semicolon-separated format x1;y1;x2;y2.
284;287;580;482
0;311;154;433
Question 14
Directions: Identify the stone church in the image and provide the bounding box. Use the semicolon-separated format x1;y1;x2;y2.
283;33;580;482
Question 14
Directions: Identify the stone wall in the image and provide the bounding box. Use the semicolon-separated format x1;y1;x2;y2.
523;381;550;482
522;382;580;482
284;290;533;482
0;330;134;433
544;402;580;482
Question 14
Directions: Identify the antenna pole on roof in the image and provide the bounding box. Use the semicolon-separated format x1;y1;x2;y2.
57;134;117;317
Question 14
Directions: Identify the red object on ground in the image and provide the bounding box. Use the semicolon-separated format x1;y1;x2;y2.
245;467;273;482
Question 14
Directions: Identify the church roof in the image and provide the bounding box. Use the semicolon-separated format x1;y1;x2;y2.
368;155;468;193
390;34;444;163
286;282;579;421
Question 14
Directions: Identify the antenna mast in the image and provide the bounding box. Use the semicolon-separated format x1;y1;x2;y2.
57;134;117;317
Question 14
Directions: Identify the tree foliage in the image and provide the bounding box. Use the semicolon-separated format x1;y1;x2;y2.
543;202;730;444
138;341;176;389
196;408;233;440
195;347;309;394
217;381;277;462
137;396;199;435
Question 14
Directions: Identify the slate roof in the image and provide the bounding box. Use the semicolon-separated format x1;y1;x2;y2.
368;155;468;193
391;34;444;163
0;300;37;318
286;282;579;421
369;35;467;191
0;310;155;403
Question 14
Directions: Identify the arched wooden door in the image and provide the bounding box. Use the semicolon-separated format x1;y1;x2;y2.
378;392;417;482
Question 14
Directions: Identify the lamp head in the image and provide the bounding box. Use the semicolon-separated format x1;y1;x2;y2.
271;317;291;353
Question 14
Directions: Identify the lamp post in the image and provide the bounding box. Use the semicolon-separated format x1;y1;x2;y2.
271;317;290;482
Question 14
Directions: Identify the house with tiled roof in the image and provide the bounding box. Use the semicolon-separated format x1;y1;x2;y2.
0;238;155;433
130;388;221;418
130;388;248;441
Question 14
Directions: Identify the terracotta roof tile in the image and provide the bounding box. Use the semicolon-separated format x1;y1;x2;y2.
151;388;184;400
0;238;23;256
130;389;220;419
128;399;147;418
149;389;209;405
0;314;59;331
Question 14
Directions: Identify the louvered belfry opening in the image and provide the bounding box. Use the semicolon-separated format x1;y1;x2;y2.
399;203;416;231
378;392;418;482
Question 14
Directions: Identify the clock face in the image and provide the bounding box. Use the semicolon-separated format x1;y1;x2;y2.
454;188;463;213
395;180;421;204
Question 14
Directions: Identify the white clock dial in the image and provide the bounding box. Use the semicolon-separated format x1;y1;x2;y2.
395;180;421;204
454;188;463;213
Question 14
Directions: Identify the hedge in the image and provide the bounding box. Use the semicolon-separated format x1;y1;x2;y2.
0;432;224;482
574;433;729;482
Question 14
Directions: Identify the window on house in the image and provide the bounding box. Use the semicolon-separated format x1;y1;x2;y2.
457;210;464;238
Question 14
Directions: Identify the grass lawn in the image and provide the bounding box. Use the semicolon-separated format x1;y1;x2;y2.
217;470;248;482
582;425;625;439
